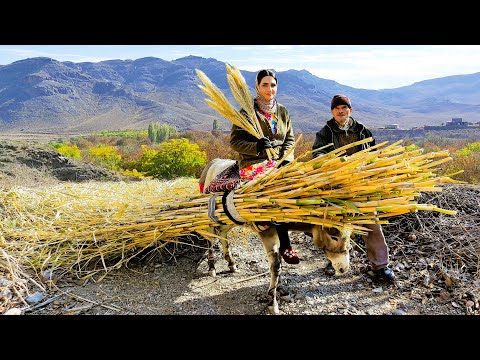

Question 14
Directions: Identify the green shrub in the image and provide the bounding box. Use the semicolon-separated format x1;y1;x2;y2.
121;168;147;178
139;138;207;179
91;130;148;137
89;144;122;171
52;143;82;160
455;142;480;156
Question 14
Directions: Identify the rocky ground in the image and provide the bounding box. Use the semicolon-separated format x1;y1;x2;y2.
1;139;478;316
14;229;474;316
13;234;463;316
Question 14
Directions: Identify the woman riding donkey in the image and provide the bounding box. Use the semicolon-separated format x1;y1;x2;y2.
200;69;299;264
228;69;299;264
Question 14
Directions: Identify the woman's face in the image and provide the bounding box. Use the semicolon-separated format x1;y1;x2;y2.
257;76;277;101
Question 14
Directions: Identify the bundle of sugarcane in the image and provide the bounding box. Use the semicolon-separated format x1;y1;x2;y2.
0;138;462;280
196;66;275;160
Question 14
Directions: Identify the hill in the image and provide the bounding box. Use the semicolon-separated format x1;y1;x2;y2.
0;56;479;134
0;139;126;189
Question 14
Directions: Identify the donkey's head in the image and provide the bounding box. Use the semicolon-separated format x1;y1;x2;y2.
311;225;352;275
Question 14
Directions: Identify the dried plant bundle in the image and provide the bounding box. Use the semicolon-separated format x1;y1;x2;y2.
225;63;262;136
196;67;275;160
0;139;462;281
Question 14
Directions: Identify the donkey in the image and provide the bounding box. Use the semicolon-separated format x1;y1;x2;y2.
198;158;353;314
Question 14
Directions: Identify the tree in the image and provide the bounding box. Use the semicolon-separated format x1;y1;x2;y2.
148;122;178;144
212;118;222;137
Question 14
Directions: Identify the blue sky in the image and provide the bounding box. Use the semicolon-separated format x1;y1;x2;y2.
0;45;479;90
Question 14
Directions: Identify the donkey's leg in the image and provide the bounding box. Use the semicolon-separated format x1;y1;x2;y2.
207;225;235;277
258;226;282;315
207;236;217;277
206;226;221;277
219;237;237;272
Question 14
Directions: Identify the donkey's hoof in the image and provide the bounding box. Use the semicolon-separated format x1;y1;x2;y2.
228;264;238;272
208;269;217;277
268;303;280;315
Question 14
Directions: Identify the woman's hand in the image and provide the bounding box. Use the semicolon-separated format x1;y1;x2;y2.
256;137;272;155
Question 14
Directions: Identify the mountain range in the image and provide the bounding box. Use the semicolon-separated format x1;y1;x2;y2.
0;55;479;134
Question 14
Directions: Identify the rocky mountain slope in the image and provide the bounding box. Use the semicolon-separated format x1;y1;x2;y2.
0;56;479;134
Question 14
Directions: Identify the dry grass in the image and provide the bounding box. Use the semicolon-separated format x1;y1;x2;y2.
0;138;462;284
0;163;61;190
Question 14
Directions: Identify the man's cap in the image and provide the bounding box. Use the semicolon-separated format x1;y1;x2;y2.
331;94;352;110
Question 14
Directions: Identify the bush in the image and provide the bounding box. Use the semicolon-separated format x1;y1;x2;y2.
52;143;82;160
88;144;122;171
442;142;480;184
139;138;207;179
121;168;147;178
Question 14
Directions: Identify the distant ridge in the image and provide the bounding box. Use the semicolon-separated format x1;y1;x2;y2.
0;56;478;134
